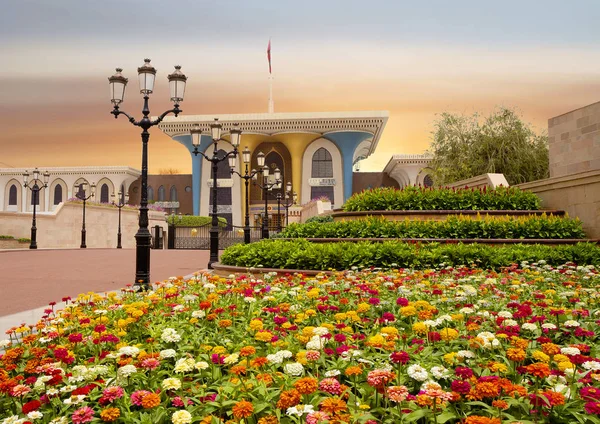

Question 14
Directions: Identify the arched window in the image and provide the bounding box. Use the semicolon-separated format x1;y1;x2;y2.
8;185;17;205
423;174;434;188
216;150;232;179
100;184;109;203
158;185;166;201
147;186;154;201
53;185;62;205
170;186;178;201
311;148;333;178
120;184;125;204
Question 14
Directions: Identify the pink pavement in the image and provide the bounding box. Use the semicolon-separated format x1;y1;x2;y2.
0;249;213;317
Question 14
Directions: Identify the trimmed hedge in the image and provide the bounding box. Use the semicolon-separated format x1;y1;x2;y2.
275;215;586;240
342;186;541;211
220;239;600;270
167;215;228;227
304;215;334;224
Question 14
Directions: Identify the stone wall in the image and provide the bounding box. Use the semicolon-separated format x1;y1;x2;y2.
352;172;400;194
516;170;600;238
446;173;510;189
548;101;600;178
0;202;167;249
0;239;30;249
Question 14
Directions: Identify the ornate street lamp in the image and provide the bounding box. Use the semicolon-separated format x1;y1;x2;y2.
109;59;187;290
281;182;295;227
191;119;241;268
111;190;129;249
23;168;50;249
230;148;261;244
252;157;281;239
75;182;96;248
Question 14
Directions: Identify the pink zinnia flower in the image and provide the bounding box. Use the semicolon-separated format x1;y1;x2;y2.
72;406;94;424
390;351;410;364
585;401;600;415
319;378;342;395
306;411;331;424
101;386;124;403
141;358;160;370
387;385;409;403
11;384;31;397
131;390;152;406
305;350;321;361
367;369;396;388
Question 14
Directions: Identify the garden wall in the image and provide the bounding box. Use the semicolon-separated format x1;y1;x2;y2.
445;173;509;189
0;202;167;249
516;170;600;238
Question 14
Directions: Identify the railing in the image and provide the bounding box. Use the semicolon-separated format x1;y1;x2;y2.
168;224;281;250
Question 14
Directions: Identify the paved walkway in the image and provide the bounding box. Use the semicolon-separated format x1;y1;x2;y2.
0;249;212;319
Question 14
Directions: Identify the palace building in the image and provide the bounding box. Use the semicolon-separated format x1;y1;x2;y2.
156;111;388;226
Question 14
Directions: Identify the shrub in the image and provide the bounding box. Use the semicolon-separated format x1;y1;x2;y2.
0;235;15;240
277;215;585;240
167;215;228;227
304;214;334;224
342;186;541;211
17;238;31;243
220;240;600;270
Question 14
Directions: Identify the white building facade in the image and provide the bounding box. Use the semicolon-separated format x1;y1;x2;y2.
0;166;141;213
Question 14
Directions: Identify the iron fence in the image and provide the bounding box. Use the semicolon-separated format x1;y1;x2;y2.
168;224;281;250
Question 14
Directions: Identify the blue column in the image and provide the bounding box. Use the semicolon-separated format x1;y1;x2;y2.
173;135;213;216
325;132;373;202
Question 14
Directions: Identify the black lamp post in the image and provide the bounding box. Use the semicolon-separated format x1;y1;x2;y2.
111;190;129;249
252;157;281;239
281;182;295;227
230;148;261;244
23;168;50;250
75;182;96;249
108;59;187;290
190;120;242;268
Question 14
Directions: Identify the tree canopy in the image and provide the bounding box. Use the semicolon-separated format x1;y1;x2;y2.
428;107;549;185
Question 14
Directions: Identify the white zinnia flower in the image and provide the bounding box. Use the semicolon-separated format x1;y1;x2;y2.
117;364;137;377
161;328;181;343
284;362;304;376
27;411;43;420
541;323;557;330
407;364;429;382
162;377;182;390
313;327;329;336
195;361;209;370
159;349;177;359
521;323;537;331
560;347;581;356
564;320;580;328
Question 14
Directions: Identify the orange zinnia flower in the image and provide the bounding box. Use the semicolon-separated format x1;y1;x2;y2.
524;363;551;379
276;389;301;409
240;346;256;357
506;348;526;362
257;416;279;424
345;366;363;377
294;377;318;395
492;400;509;410
464;417;501;424
320;397;348;415
232;400;254;419
230;365;247;375
100;407;121;422
141;392;160;409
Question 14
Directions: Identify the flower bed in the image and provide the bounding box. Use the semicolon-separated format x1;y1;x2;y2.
221;240;600;271
2;264;600;423
343;186;541;212
276;215;586;240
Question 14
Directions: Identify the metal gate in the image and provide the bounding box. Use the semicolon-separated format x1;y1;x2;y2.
167;224;279;250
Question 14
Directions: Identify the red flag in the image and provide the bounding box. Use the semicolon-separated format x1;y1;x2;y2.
267;39;272;74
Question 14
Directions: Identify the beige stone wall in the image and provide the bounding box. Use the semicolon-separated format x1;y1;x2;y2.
0;202;167;249
0;239;29;249
516;170;600;238
548;101;600;178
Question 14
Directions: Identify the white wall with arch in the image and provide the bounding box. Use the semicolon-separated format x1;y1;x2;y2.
199;140;242;226
301;138;344;209
3;179;22;212
48;178;68;211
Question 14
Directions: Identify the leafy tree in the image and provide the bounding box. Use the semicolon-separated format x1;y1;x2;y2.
428;107;549;185
158;168;181;175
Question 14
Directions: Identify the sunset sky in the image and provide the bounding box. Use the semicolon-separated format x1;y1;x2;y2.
1;0;599;173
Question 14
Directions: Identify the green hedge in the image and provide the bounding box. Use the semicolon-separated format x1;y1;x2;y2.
304;214;334;224
342;186;541;211
275;215;585;240
220;240;600;270
0;235;14;240
167;215;228;227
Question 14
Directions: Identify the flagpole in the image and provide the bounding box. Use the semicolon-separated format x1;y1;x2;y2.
268;75;274;113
